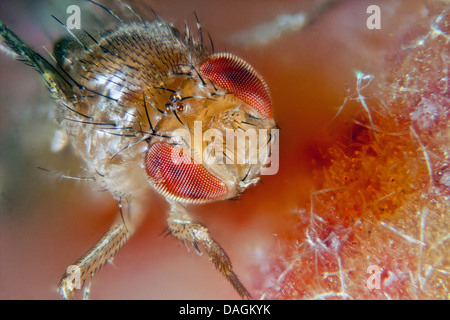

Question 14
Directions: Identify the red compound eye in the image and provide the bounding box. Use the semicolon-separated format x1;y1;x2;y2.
145;143;228;203
199;53;272;119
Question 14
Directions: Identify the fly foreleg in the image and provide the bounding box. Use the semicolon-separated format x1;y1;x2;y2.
167;204;251;299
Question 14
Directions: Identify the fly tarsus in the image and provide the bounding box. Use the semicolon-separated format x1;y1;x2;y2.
58;222;129;300
168;206;251;299
0;21;71;99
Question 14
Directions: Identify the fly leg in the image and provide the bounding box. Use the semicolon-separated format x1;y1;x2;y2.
167;203;251;299
0;21;72;100
58;199;146;299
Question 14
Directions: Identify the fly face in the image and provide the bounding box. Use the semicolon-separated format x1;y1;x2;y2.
144;52;277;204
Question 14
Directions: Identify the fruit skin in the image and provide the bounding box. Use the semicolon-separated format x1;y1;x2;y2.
262;4;449;300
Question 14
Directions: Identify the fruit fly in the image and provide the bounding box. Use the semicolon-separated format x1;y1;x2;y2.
0;1;277;299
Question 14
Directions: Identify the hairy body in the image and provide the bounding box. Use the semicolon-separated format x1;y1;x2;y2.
0;2;277;299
